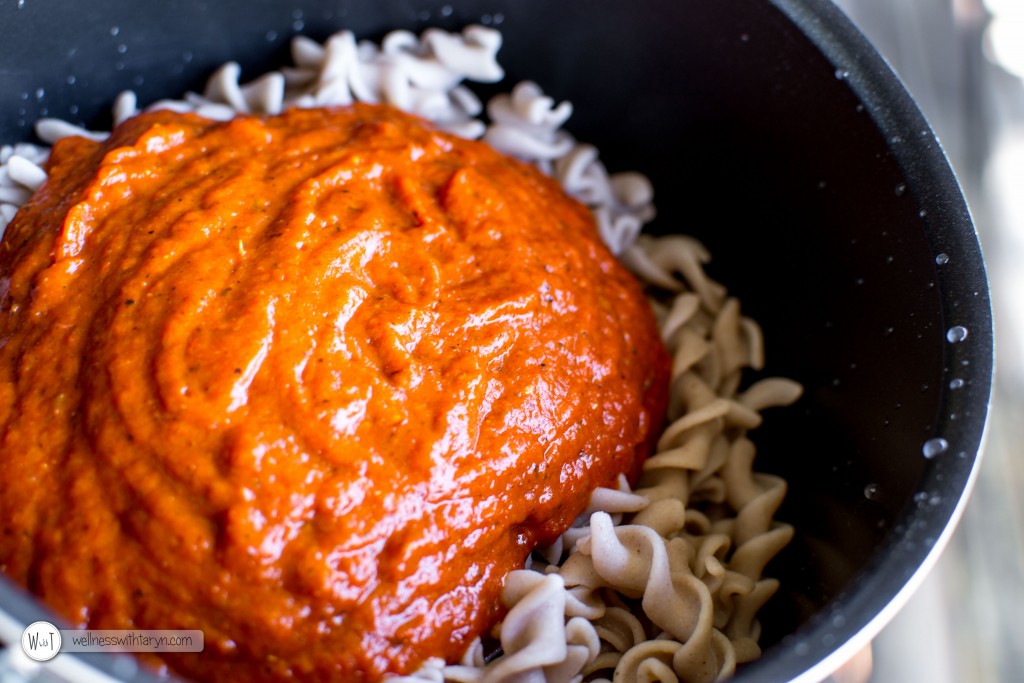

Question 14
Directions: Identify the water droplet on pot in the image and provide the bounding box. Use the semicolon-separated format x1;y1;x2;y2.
855;103;864;113
929;495;941;506
835;68;849;80
895;183;907;196
922;437;948;459
947;326;968;343
919;209;928;218
740;33;750;42
864;483;881;500
795;642;810;656
913;491;928;504
949;378;965;389
935;253;949;265
884;326;894;337
832;614;847;628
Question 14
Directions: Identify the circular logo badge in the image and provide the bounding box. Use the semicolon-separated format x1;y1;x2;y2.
21;621;61;662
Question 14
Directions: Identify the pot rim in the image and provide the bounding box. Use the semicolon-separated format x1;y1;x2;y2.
732;0;993;680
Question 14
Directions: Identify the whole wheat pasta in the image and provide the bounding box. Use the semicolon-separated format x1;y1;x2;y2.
390;230;800;683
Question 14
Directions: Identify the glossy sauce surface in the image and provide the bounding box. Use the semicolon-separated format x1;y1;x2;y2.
0;105;669;682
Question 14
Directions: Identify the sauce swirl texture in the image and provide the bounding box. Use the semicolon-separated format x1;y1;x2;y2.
0;105;669;682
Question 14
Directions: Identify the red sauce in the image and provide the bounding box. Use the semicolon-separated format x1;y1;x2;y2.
0;105;669;682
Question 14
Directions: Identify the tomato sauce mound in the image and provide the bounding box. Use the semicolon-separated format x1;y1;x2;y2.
0;105;670;682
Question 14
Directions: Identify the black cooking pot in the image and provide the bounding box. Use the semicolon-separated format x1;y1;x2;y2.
0;1;993;682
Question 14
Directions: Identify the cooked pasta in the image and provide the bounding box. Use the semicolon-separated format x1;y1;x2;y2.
387;233;800;683
0;24;801;683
